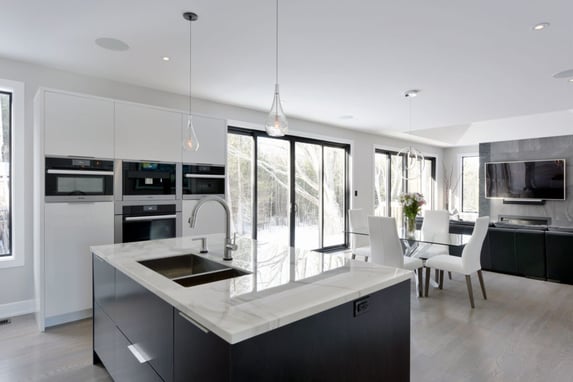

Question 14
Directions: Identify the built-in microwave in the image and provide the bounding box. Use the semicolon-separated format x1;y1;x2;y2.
45;157;114;202
114;201;181;243
122;161;176;200
182;164;225;199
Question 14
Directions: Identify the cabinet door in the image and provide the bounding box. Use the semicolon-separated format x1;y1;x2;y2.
93;255;115;314
44;202;114;320
515;229;545;279
115;270;173;382
174;310;230;382
115;102;182;162
545;232;573;284
44;91;114;158
181;114;227;165
182;200;225;236
488;228;517;275
94;303;117;375
113;326;164;382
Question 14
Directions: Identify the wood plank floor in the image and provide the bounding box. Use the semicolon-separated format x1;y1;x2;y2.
0;270;571;381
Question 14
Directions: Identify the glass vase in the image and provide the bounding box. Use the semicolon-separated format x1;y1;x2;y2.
406;215;416;238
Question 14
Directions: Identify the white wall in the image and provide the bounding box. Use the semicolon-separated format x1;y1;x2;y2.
0;56;443;310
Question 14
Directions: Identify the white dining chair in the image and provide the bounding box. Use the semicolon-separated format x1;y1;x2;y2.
418;209;451;280
424;216;489;308
368;216;424;297
349;209;370;261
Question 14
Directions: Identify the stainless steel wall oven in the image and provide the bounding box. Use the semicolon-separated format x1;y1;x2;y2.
114;201;181;243
121;161;176;200
45;157;114;202
182;164;225;199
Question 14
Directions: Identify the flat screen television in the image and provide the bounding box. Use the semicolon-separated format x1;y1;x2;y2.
485;159;566;200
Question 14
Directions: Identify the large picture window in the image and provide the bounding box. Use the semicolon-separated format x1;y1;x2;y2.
374;149;435;227
227;127;349;251
0;91;12;256
461;156;479;213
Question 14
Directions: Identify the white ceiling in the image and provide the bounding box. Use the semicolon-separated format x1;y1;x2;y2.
1;0;573;146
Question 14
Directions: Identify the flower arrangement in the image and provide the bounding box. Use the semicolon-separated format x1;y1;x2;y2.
399;192;426;233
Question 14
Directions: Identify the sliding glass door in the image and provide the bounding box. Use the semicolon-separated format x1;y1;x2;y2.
228;128;349;251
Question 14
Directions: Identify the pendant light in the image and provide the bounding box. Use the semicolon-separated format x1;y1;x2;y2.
182;12;200;151
265;0;288;136
397;89;425;180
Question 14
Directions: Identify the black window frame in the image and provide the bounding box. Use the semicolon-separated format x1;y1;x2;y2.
228;126;350;251
374;148;436;217
0;90;12;257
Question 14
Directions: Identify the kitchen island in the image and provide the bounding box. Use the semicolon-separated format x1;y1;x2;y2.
92;235;412;381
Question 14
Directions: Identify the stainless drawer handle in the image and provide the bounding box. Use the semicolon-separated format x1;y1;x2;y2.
124;214;177;222
178;312;209;334
47;169;114;176
184;174;225;179
127;344;151;364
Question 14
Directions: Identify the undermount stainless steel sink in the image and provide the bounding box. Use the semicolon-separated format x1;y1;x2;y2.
138;254;250;287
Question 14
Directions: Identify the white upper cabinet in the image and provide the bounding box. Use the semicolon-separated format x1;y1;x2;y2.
182;114;227;165
44;91;115;158
115;102;182;162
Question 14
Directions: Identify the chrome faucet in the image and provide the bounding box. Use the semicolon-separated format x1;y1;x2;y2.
188;195;237;261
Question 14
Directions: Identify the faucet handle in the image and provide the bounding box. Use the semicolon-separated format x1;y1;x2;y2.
227;233;238;251
192;237;208;253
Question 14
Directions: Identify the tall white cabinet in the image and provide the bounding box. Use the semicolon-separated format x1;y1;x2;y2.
34;88;229;330
43;202;114;325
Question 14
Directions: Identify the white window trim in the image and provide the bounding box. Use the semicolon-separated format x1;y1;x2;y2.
458;152;479;215
0;79;24;268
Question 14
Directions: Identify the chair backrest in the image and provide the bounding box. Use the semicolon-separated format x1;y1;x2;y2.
421;210;450;237
349;209;370;249
461;216;490;273
368;216;404;268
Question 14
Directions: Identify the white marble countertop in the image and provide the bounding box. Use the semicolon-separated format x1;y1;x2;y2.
91;234;412;344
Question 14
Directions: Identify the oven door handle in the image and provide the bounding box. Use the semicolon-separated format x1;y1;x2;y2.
184;174;225;179
124;214;177;222
47;169;114;176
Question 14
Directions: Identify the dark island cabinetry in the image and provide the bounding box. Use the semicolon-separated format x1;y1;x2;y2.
545;231;573;284
174;280;410;382
94;254;411;382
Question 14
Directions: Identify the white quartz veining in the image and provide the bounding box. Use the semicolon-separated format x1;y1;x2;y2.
91;234;412;344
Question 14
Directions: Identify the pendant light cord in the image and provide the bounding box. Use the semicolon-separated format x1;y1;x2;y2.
275;0;279;85
188;16;192;115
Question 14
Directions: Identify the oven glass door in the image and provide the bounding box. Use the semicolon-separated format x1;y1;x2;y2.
123;162;176;196
122;215;176;243
46;172;114;197
182;177;225;195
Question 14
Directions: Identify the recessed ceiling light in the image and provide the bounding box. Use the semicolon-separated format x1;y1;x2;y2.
95;37;129;52
162;56;170;61
532;22;550;31
553;69;573;79
340;115;354;120
404;89;421;98
569;79;573;83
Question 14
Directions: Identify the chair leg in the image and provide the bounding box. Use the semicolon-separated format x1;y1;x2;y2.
425;267;431;297
465;275;475;308
364;256;369;262
448;272;452;280
351;253;356;260
477;270;487;300
417;267;423;297
439;270;444;289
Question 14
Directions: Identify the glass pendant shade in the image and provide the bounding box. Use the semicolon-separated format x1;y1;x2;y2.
265;84;288;137
182;114;200;151
397;145;425;180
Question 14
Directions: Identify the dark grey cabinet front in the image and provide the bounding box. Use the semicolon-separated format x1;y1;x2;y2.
115;271;174;382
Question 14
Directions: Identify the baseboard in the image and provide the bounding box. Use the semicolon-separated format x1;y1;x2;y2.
45;308;92;328
0;299;35;319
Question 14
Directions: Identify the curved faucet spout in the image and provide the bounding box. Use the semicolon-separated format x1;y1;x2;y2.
189;195;236;260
